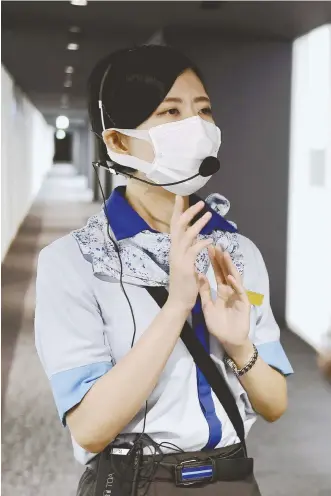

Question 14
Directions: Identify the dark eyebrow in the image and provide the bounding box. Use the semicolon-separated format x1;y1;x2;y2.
194;96;210;104
163;97;183;103
162;96;211;104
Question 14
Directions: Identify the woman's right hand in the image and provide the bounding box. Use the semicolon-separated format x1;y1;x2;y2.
168;195;213;312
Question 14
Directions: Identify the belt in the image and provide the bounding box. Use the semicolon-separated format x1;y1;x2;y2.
89;443;253;487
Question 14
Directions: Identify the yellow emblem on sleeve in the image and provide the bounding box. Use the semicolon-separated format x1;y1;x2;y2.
246;290;264;306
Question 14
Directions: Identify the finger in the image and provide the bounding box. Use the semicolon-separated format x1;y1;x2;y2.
198;274;212;310
220;249;242;285
170;195;185;232
227;275;249;303
189;238;214;259
177;200;206;232
213;246;230;285
182;212;212;249
208;245;227;286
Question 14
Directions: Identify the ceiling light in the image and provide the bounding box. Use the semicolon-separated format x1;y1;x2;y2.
67;43;79;51
56;130;66;140
65;66;74;74
56;115;70;130
69;26;81;33
64;80;72;88
71;0;88;6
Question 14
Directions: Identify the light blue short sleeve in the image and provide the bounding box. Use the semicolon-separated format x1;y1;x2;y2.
50;362;113;425
35;236;113;426
256;340;293;376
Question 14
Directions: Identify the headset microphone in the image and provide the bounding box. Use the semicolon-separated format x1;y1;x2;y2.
92;156;220;188
198;156;220;177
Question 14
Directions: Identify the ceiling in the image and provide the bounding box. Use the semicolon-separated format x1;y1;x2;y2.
2;1;331;128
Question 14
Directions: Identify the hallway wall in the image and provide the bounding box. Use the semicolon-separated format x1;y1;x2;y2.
1;66;54;261
166;33;292;324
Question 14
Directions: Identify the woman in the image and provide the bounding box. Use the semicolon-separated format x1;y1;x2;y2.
35;45;293;496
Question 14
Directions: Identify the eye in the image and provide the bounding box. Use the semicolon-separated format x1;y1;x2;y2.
168;108;180;116
157;108;180;117
200;107;213;116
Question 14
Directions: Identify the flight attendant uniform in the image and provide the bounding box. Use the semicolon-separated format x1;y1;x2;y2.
35;187;293;495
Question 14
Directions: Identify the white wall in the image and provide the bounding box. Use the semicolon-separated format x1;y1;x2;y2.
1;65;54;261
286;25;331;350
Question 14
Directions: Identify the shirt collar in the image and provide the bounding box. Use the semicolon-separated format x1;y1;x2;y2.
105;186;236;241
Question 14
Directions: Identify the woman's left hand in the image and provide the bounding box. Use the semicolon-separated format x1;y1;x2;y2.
198;245;251;359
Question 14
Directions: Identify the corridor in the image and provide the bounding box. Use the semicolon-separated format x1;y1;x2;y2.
1;165;331;496
1;165;97;496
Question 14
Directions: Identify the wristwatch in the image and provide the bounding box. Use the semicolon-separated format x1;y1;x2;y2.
224;344;259;377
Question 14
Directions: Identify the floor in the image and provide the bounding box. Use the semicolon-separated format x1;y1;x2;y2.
1;165;331;496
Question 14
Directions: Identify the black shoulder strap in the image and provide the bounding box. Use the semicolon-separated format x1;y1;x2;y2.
144;285;247;453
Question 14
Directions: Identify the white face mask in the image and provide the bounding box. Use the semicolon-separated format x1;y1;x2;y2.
105;116;222;196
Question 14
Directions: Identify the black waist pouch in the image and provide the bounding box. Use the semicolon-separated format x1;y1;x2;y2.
78;443;260;496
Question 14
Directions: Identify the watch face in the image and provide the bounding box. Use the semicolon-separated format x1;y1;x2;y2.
225;356;238;375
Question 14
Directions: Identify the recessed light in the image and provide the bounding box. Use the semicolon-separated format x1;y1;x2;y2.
69;26;81;33
67;43;79;51
64;80;72;88
65;66;74;74
56;116;70;130
56;130;66;140
71;0;88;6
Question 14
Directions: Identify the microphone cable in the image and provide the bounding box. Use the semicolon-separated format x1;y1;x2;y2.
92;153;221;494
92;162;149;457
92;155;220;188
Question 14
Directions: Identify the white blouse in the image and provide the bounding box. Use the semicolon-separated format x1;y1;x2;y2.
34;188;293;465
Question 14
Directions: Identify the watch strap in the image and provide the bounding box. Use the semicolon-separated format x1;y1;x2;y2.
225;344;259;377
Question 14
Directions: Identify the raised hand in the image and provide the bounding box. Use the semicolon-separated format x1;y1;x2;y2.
198;245;251;358
168;196;213;313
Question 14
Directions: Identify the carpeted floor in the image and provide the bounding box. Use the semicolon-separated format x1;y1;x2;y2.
1;165;331;496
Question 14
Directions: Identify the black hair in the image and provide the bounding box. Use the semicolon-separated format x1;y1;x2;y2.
87;44;204;174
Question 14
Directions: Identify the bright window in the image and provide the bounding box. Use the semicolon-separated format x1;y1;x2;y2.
286;25;331;350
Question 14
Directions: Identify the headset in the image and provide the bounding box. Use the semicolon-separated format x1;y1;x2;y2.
91;58;221;494
93;53;220;186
